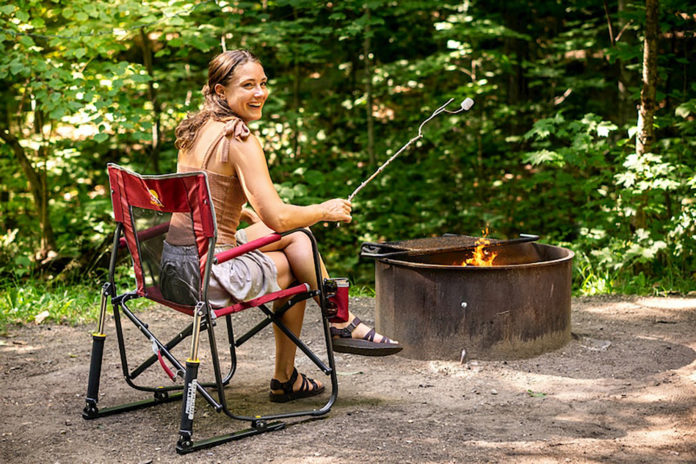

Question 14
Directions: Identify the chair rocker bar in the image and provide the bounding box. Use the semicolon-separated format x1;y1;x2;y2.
88;296;226;417
176;420;285;455
84;390;183;419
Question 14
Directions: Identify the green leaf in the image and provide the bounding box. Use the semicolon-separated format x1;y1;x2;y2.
675;101;696;118
523;149;563;166
48;107;66;120
524;118;557;140
18;35;35;48
93;133;109;143
14;255;31;267
9;60;26;75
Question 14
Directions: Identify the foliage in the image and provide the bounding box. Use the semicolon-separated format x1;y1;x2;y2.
0;280;99;334
0;0;695;305
0;272;155;334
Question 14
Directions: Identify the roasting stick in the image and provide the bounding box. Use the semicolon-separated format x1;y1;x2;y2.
347;97;475;202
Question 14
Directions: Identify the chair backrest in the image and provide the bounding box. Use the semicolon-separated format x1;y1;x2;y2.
107;164;217;304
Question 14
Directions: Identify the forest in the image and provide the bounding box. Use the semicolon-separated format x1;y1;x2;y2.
1;0;695;326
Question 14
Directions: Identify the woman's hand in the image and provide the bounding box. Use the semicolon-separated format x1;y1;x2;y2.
320;199;352;223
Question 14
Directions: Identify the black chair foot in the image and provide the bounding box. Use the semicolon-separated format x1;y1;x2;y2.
82;401;99;420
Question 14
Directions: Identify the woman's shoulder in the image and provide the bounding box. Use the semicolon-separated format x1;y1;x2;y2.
218;117;252;142
218;120;264;166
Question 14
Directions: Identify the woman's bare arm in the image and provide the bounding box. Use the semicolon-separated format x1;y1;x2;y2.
228;135;351;232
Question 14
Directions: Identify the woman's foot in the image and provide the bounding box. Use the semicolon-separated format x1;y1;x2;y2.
330;316;402;356
330;316;398;344
269;367;324;403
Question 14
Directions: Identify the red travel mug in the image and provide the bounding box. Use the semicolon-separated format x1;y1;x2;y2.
328;278;350;323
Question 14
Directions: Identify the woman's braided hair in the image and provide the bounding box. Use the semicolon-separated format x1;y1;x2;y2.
175;49;260;150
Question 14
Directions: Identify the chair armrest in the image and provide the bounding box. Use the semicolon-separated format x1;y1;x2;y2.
214;233;282;264
118;221;171;249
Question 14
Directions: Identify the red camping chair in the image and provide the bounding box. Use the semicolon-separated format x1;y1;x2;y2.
82;164;340;454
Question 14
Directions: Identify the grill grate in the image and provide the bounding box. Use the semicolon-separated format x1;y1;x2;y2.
382;235;501;252
360;234;539;260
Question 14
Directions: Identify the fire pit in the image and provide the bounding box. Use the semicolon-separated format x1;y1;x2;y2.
361;235;574;361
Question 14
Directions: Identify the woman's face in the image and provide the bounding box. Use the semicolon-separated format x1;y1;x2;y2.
216;61;269;122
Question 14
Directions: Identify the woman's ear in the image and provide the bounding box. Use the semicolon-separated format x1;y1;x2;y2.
214;83;226;97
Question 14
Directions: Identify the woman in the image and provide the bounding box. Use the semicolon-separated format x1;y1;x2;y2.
163;50;399;403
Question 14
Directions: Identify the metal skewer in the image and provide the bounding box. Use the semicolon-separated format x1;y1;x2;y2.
347;97;474;202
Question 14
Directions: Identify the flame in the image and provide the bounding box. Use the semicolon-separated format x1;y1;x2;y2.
461;229;498;267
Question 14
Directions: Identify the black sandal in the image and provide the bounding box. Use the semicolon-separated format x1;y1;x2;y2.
330;317;403;357
269;368;325;403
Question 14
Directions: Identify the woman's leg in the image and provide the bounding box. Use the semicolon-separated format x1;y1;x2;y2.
262;249;323;393
244;222;397;344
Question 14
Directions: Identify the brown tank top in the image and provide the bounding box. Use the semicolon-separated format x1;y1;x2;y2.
167;118;251;246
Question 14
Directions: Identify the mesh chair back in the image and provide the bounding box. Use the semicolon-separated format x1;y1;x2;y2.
107;164;217;305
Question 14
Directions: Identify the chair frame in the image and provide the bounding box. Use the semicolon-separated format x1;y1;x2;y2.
82;164;339;454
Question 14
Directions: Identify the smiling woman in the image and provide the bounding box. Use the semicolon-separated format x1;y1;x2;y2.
174;50;263;151
214;60;269;123
163;49;401;403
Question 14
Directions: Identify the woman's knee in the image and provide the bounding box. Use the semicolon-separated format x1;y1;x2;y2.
283;228;313;249
266;251;295;289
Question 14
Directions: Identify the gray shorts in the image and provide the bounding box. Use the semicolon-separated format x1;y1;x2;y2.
160;229;280;307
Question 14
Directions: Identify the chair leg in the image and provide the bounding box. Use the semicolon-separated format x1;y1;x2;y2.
83;283;111;418
177;358;200;452
82;332;106;418
177;302;205;451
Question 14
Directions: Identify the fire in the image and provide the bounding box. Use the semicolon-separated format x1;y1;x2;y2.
461;229;498;267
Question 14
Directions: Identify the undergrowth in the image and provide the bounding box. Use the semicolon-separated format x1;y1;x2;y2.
0;278;379;335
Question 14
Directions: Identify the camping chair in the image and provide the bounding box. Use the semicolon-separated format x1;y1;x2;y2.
82;163;340;454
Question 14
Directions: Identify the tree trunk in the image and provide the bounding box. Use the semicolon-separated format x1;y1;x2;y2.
0;129;56;259
636;0;658;158
634;0;659;230
364;5;375;166
140;28;161;173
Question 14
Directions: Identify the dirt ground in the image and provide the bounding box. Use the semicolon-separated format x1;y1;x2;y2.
1;295;695;464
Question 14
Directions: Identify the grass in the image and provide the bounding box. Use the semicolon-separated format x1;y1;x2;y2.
0;281;101;335
574;262;696;297
349;285;376;298
0;275;154;335
0;276;378;335
3;265;692;335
